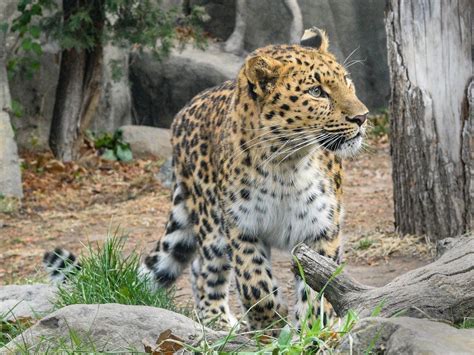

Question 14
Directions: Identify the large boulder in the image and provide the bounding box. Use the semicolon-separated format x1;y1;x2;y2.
129;43;243;128
120;125;172;159
2;304;254;353
224;0;302;54
0;284;56;321
338;317;474;354
190;0;236;40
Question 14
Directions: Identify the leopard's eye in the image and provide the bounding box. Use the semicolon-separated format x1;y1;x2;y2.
308;86;327;98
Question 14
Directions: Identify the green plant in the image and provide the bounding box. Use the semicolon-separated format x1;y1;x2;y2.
89;130;133;162
0;310;31;348
459;317;474;329
357;237;374;250
0;194;20;214
54;234;178;312
368;109;390;140
9;324;142;354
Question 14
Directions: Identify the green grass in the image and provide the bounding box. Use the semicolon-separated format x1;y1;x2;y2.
357;237;374;250
0;311;31;348
6;325;142;354
459;317;474;329
54;235;179;313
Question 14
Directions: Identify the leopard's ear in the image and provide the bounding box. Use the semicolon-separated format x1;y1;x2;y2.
300;27;329;52
245;55;283;98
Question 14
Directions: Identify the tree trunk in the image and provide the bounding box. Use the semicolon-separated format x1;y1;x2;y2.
0;17;23;199
385;0;473;240
49;0;103;162
292;239;474;324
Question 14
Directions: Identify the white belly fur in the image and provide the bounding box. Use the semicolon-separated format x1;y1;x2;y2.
229;157;338;250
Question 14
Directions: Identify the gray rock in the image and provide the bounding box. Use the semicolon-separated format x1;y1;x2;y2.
190;0;236;40
0;284;56;321
130;44;243;128
120;125;172;159
224;0;389;111
225;0;302;54
298;0;389;112
2;304;254;353
338;317;474;355
155;157;174;189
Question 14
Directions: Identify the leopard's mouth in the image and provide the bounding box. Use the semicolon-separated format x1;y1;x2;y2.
318;132;363;156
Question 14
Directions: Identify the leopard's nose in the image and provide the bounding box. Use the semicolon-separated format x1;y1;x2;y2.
346;114;368;127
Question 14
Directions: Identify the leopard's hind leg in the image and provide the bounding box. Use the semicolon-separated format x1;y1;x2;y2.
141;181;197;287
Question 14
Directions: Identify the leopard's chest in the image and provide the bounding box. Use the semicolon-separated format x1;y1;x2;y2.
227;160;339;250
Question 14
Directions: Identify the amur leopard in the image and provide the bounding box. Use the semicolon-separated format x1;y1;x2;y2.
44;28;368;332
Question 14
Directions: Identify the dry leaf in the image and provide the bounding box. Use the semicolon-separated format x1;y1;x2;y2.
143;329;185;355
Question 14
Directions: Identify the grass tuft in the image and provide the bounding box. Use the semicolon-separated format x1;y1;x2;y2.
54;235;178;312
356;237;374;250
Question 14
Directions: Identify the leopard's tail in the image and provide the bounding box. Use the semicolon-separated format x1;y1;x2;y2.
43;248;81;283
140;181;197;287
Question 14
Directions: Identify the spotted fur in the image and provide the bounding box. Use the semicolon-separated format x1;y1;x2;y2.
139;28;369;332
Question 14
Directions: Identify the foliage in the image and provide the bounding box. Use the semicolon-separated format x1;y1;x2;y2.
54;234;178;312
459;317;474;329
88;130;133;162
0;311;31;348
368;110;390;140
6;0;207;78
0;194;20;213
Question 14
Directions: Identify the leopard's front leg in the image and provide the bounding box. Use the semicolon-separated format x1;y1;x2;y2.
228;227;288;332
294;236;341;330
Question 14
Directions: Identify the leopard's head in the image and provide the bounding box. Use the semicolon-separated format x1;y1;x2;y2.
242;28;368;158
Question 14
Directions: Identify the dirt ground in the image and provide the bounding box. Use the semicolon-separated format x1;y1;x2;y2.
0;140;433;312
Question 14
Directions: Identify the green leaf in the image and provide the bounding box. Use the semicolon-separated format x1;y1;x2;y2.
101;148;117;161
21;37;32;51
371;299;385;317
29;25;41;39
0;22;8;33
11;100;24;118
116;144;133;162
278;326;292;346
94;133;114;149
31;42;43;56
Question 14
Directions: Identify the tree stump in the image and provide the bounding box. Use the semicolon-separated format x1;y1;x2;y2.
292;237;474;324
385;0;473;240
0;7;23;199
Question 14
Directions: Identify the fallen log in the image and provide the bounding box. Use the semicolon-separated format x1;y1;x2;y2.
292;237;474;323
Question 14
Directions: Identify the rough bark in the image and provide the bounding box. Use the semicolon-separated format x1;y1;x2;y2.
292;240;474;324
49;0;103;162
385;0;473;240
0;16;23;198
